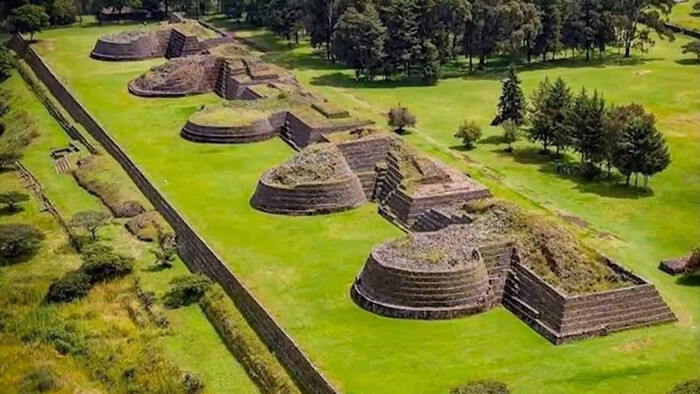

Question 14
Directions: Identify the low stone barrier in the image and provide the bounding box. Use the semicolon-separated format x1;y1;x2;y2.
181;119;277;144
9;34;337;394
351;247;495;319
251;175;367;215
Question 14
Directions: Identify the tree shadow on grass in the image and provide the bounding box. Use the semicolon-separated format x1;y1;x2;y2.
0;206;24;217
479;135;505;145
0;248;41;267
676;273;700;287
493;146;655;199
675;58;700;66
449;144;476;152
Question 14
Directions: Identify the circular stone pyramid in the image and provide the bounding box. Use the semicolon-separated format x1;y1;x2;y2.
351;230;495;319
251;144;367;215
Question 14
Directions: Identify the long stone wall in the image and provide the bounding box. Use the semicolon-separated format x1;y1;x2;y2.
9;34;337;394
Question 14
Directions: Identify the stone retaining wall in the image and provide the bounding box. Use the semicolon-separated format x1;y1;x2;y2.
181;119;277;144
502;256;676;344
9;34;337;394
91;29;171;61
251;175;367;215
352;248;495;319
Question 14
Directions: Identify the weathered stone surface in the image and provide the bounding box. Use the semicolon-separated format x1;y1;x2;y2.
659;256;689;275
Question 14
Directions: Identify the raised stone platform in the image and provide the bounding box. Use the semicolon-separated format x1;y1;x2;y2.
180;118;277;144
351;236;496;319
128;55;222;97
250;145;367;215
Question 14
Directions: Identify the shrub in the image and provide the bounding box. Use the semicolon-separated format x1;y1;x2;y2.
0;122;5;136
163;274;212;308
21;365;61;392
388;105;416;134
685;248;700;273
670;379;700;394
0;190;30;211
69;210;110;240
451;380;510;394
455;120;482;149
0;149;21;169
0;46;13;81
0;223;44;263
182;373;205;393
80;244;134;283
200;286;299;393
49;0;77;25
45;271;92;303
501;119;520;152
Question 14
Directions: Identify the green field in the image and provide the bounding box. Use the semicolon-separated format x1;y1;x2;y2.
23;20;700;393
669;1;700;31
0;72;258;393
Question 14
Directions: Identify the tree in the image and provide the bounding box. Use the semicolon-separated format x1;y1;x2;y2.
9;4;50;41
69;210;110;240
613;0;675;58
492;65;527;126
501;119;520;152
601;104;624;178
454;120;482;148
0;191;30;212
682;39;700;60
0;223;44;262
0;46;13;81
378;0;419;77
387;104;416;133
419;40;441;85
534;0;563;61
103;0;142;17
332;5;387;81
528;77;572;155
569;88;606;165
612;103;671;187
50;0;78;25
150;232;177;269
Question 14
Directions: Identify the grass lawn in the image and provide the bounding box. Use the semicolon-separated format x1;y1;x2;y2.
23;21;700;393
669;1;700;31
0;72;257;393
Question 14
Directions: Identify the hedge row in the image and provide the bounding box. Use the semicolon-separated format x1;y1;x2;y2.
199;286;299;394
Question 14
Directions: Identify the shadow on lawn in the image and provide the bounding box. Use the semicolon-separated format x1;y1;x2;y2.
488;146;655;200
675;58;700;66
0;206;25;217
676;273;700;287
307;54;661;89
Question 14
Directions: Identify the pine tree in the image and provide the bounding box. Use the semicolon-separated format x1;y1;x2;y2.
612;104;671;187
528;77;554;152
332;5;387;81
534;0;563;61
492;65;527;126
548;77;573;156
570;88;606;165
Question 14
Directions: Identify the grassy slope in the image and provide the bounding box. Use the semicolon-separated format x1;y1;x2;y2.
669;1;700;31
0;73;257;394
27;22;700;393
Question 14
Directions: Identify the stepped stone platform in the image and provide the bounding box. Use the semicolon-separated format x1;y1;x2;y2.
128;55;222;97
90;20;231;61
250;145;367;215
351;233;496;319
181;117;277;144
352;201;677;344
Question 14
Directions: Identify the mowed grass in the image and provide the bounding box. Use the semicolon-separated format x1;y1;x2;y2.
26;22;700;393
0;73;257;393
669;1;700;31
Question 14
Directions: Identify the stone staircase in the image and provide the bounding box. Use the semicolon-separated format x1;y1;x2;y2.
278;123;301;151
214;59;229;99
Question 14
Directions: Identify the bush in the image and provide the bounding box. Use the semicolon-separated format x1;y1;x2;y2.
21;365;61;392
200;286;298;393
455;120;482;149
670;379;700;394
388;105;416;134
0;46;13;81
182;373;205;393
163;274;212;308
80;244;134;283
49;0;77;25
0;223;44;263
451;380;510;394
45;271;92;303
685;248;700;273
0;122;5;136
0;190;30;211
